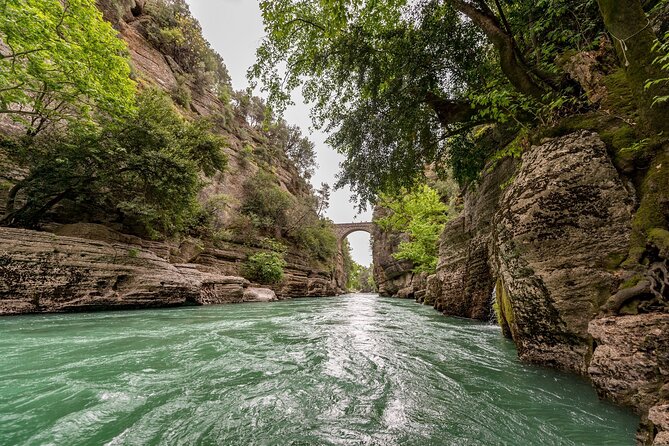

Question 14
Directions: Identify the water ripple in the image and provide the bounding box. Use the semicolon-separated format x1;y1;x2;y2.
0;295;637;445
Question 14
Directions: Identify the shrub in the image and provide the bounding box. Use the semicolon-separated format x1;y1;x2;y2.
143;0;230;91
241;171;292;232
170;74;192;108
293;222;338;261
242;252;286;284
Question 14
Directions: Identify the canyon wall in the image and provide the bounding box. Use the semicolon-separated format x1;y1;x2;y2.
0;0;344;315
371;127;667;443
423;131;667;444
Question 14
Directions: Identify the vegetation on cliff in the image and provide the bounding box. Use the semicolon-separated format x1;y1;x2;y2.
0;0;136;134
377;185;449;273
1;89;226;236
242;251;287;285
0;0;337;277
347;262;376;292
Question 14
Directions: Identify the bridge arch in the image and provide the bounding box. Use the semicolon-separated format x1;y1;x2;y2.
333;222;375;243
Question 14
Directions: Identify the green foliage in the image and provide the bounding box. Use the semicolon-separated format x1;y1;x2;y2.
242;251;286;284
269;121;317;179
143;0;230;91
341;237;354;282
292;220;338;261
259;237;288;254
2;89;227;236
377;184;449;273
0;0;136;134
646;32;669;105
252;0;488;205
240;170;336;261
346;260;363;291
170;74;192;109
241;170;292;231
128;248;140;258
346;261;376;292
252;0;610;205
446;133;494;186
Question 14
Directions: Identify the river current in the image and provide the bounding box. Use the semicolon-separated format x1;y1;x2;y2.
0;294;638;445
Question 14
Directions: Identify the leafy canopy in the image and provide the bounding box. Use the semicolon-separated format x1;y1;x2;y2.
252;0;607;205
252;0;488;205
0;0;136;133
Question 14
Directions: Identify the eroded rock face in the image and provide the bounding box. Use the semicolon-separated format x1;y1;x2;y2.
371;207;415;297
494;131;634;373
433;157;517;320
432;131;666;443
0;227;284;314
589;314;669;443
0;227;198;314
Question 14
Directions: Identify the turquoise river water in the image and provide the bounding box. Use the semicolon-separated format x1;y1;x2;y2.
0;294;638;445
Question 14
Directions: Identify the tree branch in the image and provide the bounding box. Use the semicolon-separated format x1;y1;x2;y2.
424;92;475;127
446;0;546;99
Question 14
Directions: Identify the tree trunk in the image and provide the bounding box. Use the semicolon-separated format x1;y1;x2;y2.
597;0;669;133
1;180;27;222
448;0;547;99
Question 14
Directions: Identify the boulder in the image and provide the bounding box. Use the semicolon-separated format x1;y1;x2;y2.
243;287;277;302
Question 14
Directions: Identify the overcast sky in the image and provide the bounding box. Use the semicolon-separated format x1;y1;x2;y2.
186;0;373;265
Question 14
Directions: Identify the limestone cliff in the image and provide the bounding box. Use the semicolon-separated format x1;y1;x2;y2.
0;0;343;315
425;130;667;443
371;207;419;298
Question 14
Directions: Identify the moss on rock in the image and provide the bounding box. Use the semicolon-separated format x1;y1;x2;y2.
495;278;515;340
648;228;669;258
628;151;669;262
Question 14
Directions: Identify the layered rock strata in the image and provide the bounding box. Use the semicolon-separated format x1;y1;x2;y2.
0;223;338;316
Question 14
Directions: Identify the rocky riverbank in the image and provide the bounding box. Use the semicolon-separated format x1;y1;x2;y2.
372;131;668;444
0;224;342;315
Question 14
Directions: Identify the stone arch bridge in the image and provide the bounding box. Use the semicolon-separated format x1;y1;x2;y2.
333;222;375;243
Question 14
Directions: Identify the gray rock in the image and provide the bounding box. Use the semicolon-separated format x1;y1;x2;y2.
494;131;634;373
243;287;278;302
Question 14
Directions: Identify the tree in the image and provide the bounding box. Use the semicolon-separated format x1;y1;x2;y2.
251;0;612;205
143;0;231;91
0;0;136;134
241;170;293;233
283;124;317;180
266;119;318;179
252;0;487;204
377;184;450;273
1;89;227;236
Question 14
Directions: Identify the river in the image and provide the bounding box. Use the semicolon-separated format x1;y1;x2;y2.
0;294;638;445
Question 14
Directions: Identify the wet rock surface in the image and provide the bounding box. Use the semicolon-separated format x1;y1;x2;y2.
589;314;669;444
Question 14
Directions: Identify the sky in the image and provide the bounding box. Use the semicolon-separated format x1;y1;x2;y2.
186;0;373;265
